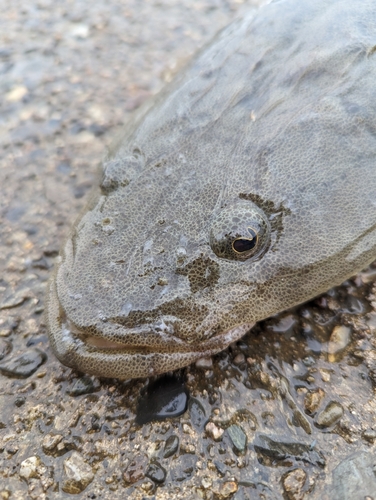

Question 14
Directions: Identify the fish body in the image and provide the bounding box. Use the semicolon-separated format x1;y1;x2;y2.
47;0;376;379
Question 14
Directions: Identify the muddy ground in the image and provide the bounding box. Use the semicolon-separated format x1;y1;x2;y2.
1;0;376;498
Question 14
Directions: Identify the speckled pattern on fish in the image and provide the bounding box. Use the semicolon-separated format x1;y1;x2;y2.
47;0;376;379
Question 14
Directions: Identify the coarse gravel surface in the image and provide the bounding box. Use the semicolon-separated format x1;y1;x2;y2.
1;1;376;499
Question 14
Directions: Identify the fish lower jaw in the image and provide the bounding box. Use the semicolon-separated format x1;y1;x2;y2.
54;315;255;379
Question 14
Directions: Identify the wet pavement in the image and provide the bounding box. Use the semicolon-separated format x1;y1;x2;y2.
1;0;376;498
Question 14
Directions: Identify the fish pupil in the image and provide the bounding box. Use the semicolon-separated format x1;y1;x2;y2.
233;237;256;253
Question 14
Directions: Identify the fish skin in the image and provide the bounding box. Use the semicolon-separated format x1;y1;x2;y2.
46;0;376;379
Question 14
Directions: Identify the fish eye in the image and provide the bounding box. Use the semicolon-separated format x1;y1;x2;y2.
209;201;270;261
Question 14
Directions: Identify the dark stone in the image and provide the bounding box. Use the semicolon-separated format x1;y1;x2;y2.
26;335;48;347
189;398;207;430
0;339;12;360
67;376;100;397
31;256;51;269
227;424;247;455
214;461;227;477
0;348;47;378
14;396;26;407
0;292;27;310
253;434;325;468
163;435;179;458
145;460;166;484
135;375;189;425
316;401;344;428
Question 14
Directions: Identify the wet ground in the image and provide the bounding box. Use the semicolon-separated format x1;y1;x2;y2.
1;0;376;498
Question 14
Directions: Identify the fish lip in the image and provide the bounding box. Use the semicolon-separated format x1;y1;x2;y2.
47;274;254;378
61;316;255;355
63;316;192;354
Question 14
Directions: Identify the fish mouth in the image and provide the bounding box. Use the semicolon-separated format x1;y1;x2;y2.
46;277;254;379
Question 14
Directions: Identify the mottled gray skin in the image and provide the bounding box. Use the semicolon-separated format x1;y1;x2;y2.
47;0;376;379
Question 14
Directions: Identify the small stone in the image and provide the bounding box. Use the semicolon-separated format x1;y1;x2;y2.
135;375;188;425
214;461;227;477
0;339;12;360
145;461;166;484
163;434;179;458
328;325;351;362
254;435;325;468
19;456;41;480
42;434;63;453
205;422;224;441
319;369;331;383
233;353;245;365
0;348;47;378
0;292;27;310
227;424;247;455
304;388;325;415
123;455;147;484
213;481;238;498
201;477;212;489
69;24;90;39
362;429;376;443
195;357;213;369
283;468;307;500
189;398;207;430
62;452;94;494
316;401;344;428
66;376;100;396
5;85;28;102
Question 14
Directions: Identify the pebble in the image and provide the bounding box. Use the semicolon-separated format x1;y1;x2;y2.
316;401;344;428
0;339;12;360
189;398;207;430
282;468;307;500
328;325;351;362
5;85;28;102
213;481;238;498
233;353;246;365
0;348;46;378
201;477;212;489
123;455;147;484
66;375;100;396
304;388;325;415
19;456;42;480
135;375;189;425
254;435;326;468
195;357;213;369
62;452;94;494
0;317;19;337
362;429;376;443
227;424;247;455
42;433;63;454
205;422;224;441
163;435;179;458
214;461;227;477
0;292;27;310
145;460;166;484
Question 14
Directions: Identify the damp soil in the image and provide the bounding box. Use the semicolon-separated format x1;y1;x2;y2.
1;1;376;499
